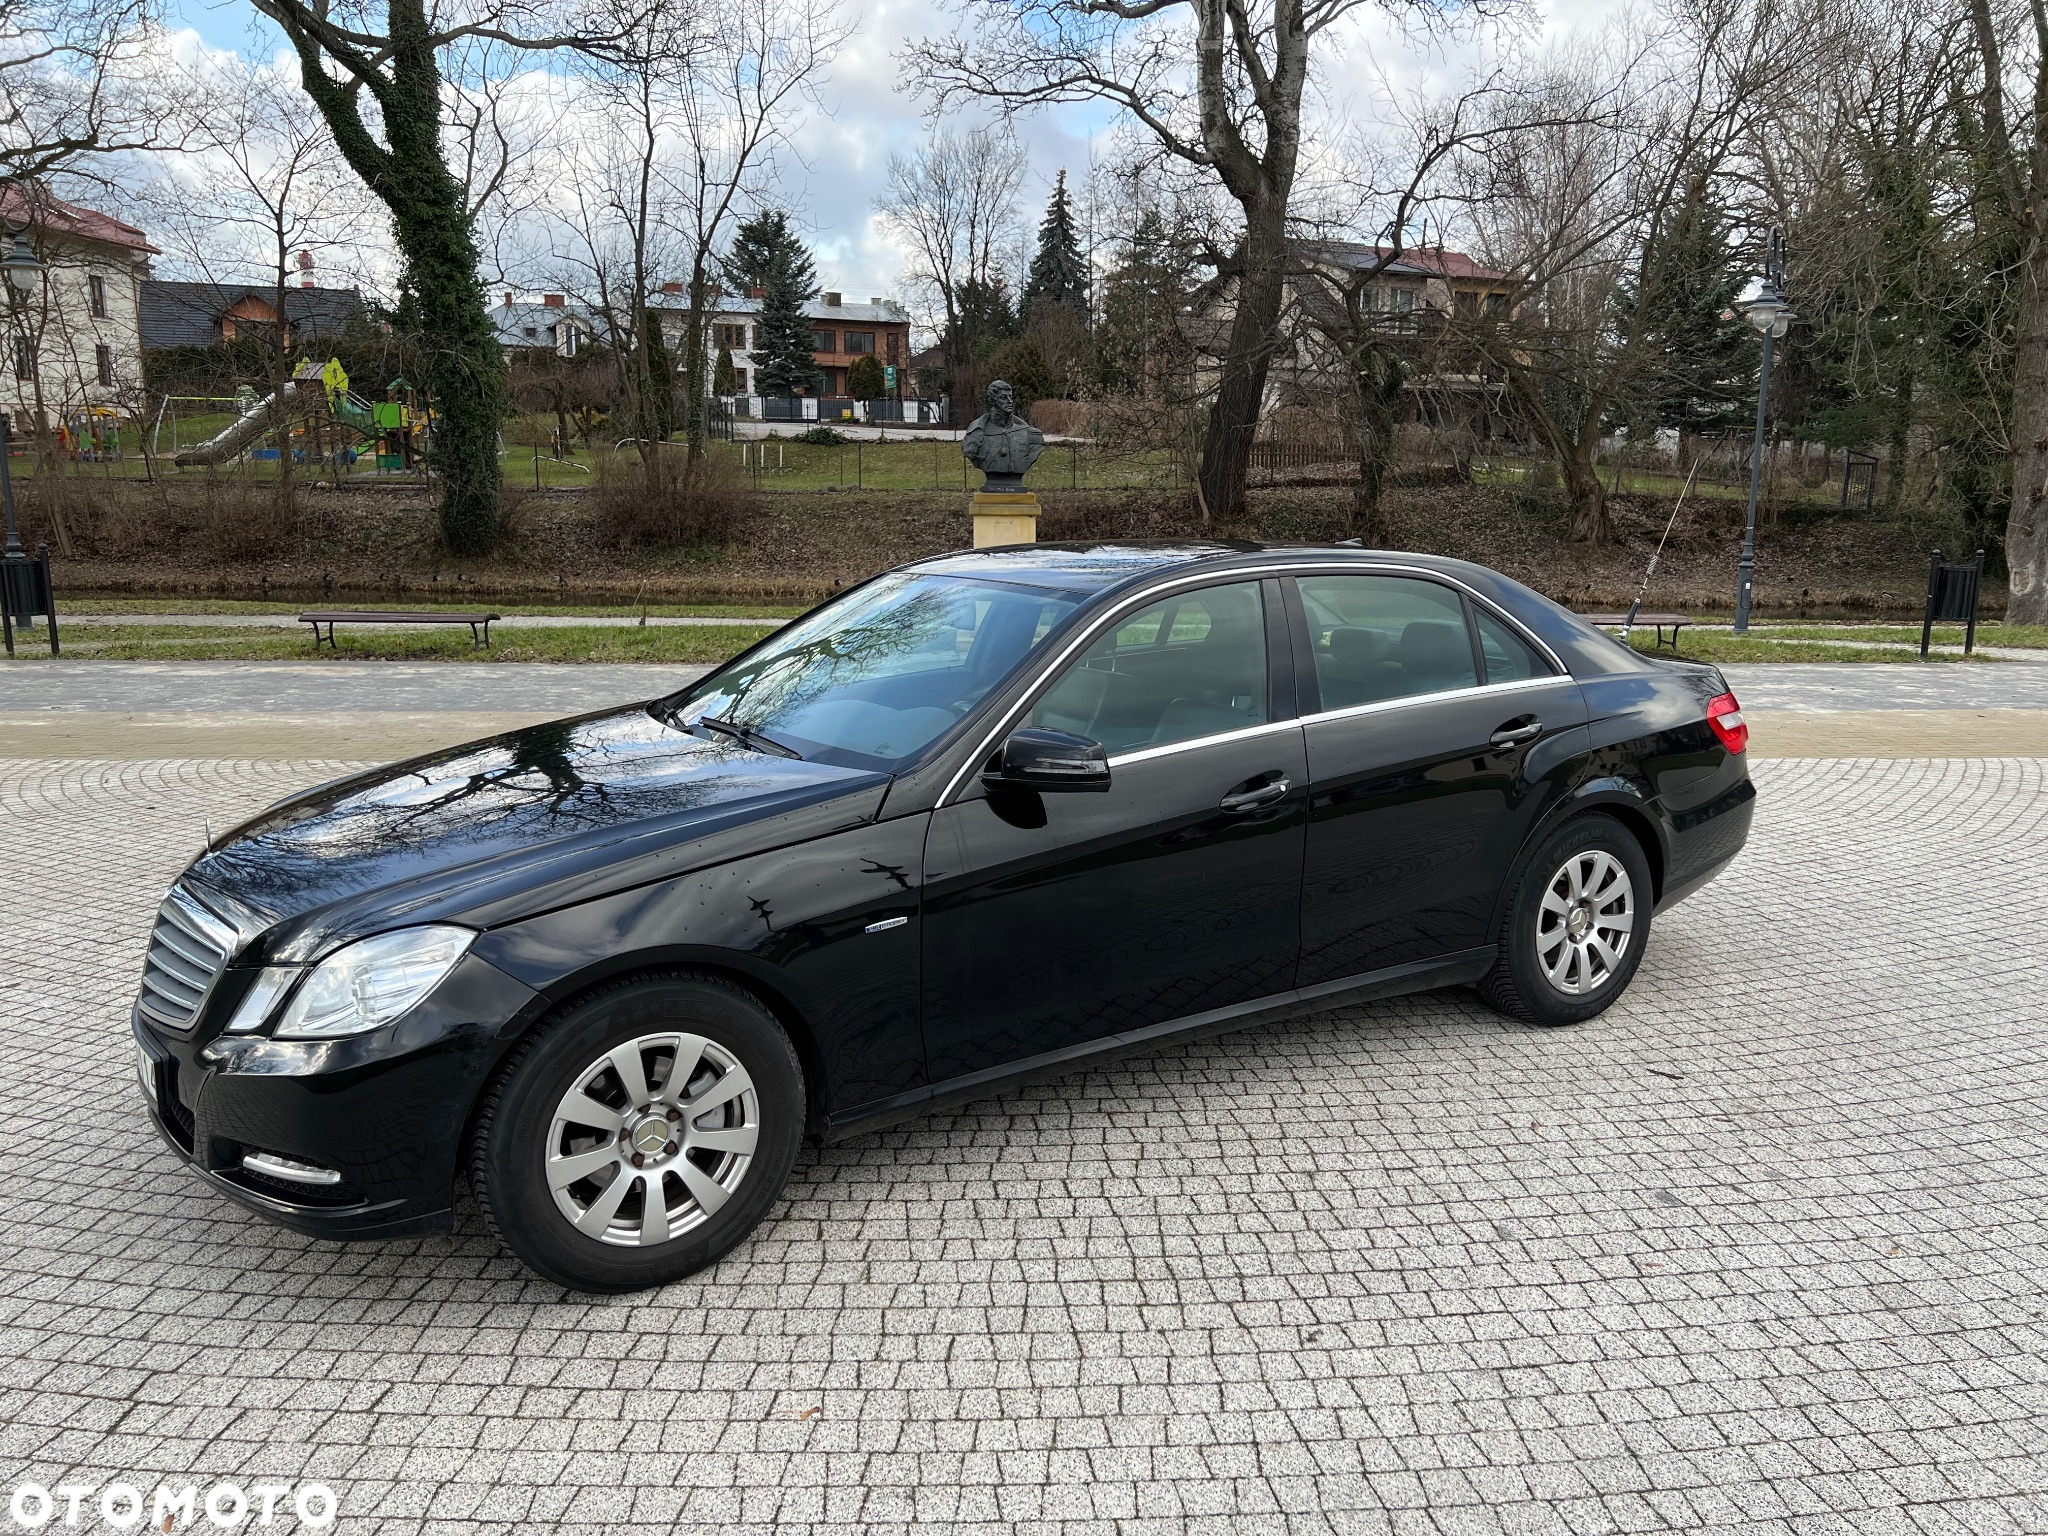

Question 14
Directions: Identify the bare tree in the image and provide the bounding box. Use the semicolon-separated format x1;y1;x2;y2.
134;54;367;499
0;0;169;182
908;0;1486;523
877;124;1027;387
1966;0;2048;621
668;0;849;459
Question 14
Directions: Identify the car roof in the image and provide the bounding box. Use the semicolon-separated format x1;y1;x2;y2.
904;540;1502;596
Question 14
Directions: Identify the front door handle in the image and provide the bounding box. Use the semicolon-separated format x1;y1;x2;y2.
1490;719;1543;749
1220;774;1291;813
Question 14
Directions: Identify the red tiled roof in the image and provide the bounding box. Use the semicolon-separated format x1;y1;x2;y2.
0;184;157;255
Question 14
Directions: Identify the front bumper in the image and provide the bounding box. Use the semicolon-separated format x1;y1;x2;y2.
135;953;543;1240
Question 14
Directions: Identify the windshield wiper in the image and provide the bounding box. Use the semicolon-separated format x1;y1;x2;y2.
697;714;804;760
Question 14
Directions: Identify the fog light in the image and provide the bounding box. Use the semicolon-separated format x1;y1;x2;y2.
136;1042;156;1102
241;1150;341;1186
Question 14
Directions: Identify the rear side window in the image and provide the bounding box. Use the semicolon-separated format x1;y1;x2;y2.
1032;581;1268;755
1475;607;1551;682
1295;574;1477;709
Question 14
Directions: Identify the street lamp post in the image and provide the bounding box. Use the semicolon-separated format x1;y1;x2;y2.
1734;229;1792;635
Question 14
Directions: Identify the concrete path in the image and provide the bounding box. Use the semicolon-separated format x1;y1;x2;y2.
52;612;785;630
5;660;2047;759
0;661;714;759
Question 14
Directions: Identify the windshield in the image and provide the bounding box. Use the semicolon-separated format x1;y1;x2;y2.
663;572;1081;769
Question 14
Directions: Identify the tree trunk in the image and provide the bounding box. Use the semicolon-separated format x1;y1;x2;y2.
1346;343;1403;544
1197;192;1288;524
2005;258;2048;622
1563;433;1610;544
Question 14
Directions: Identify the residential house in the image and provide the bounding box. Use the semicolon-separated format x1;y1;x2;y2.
652;286;923;416
490;293;592;359
141;260;366;359
0;184;156;425
1190;241;1518;436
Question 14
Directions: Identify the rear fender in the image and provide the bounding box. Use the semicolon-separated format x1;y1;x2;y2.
1488;776;1670;939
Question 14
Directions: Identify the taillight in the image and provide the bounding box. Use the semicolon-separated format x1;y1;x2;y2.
1706;692;1747;754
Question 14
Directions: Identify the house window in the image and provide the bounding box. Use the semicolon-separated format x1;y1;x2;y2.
1486;292;1508;316
733;367;748;393
886;333;900;361
1392;288;1416;311
563;327;580;359
522;325;537;339
12;337;31;382
89;274;108;319
843;331;875;355
809;329;836;354
715;323;749;350
96;344;113;387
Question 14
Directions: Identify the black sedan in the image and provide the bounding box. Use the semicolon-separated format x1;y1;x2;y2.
132;543;1754;1291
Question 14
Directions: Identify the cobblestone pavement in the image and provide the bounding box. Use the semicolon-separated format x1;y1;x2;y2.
2;756;2045;1534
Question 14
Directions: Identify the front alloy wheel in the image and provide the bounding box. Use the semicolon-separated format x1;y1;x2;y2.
471;973;803;1292
546;1033;760;1247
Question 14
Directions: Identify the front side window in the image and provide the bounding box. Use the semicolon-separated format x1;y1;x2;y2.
12;337;31;382
89;274;108;318
669;573;1078;769
1031;581;1267;756
1296;573;1477;709
95;343;112;386
810;329;836;354
844;331;875;354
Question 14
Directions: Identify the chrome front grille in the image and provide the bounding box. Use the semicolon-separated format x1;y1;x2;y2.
137;886;237;1033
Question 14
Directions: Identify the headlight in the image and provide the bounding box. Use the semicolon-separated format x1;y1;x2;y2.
272;925;475;1040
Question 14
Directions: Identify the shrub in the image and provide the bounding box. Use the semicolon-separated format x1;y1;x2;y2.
796;425;846;446
590;450;750;550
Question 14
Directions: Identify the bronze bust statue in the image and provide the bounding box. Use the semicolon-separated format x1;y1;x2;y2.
962;379;1044;491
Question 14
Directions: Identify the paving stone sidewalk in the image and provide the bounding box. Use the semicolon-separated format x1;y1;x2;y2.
1;756;2044;1534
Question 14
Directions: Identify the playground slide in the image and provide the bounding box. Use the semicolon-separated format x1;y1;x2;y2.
173;382;304;467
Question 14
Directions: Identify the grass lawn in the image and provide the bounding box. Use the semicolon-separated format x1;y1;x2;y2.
1625;631;1984;664
19;622;775;663
63;597;808;620
1751;623;2048;649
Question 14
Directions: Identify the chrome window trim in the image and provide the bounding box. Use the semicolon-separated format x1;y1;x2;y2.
1106;716;1305;769
1297;673;1575;730
937;558;1569;807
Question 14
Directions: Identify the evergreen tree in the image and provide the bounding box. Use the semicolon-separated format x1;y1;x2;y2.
952;273;1018;363
1097;208;1195;396
733;211;822;397
713;345;738;396
639;307;677;439
1023;170;1089;320
847;355;886;399
1621;170;1752;437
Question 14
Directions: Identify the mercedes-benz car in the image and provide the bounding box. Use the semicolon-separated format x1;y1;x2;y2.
132;543;1754;1292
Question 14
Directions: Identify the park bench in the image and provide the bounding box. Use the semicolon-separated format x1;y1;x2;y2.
1580;612;1691;652
299;610;500;650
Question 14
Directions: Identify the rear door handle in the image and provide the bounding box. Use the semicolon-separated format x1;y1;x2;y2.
1220;774;1291;813
1490;719;1543;749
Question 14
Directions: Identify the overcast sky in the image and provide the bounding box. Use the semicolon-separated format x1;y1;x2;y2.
152;0;1627;303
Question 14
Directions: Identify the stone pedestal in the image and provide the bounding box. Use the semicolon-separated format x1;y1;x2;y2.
970;490;1040;548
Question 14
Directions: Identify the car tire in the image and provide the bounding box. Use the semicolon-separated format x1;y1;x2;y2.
1478;813;1654;1027
469;971;805;1293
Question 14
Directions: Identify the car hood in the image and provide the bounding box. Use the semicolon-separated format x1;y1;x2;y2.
185;705;891;962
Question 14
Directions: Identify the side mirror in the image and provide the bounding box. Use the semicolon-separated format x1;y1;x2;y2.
982;727;1111;793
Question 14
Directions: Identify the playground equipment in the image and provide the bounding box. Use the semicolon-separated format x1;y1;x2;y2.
170;357;425;470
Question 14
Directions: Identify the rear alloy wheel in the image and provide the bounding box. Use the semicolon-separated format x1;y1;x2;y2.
1479;814;1654;1026
471;973;803;1292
